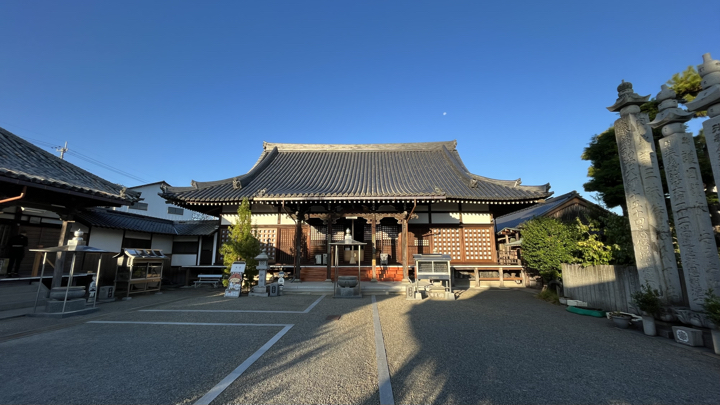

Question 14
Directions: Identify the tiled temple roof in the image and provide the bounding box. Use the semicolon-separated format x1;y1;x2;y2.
0;126;139;204
75;208;218;235
162;141;552;206
494;191;586;231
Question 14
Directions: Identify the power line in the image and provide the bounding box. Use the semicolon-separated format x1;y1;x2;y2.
0;120;150;184
65;149;149;183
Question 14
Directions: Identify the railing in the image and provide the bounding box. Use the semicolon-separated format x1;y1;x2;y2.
498;250;520;265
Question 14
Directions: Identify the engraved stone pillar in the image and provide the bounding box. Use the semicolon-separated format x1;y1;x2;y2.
650;84;720;311
607;81;683;305
686;53;720;202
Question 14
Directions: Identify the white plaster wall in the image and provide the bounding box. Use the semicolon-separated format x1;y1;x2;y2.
114;183;208;220
152;234;174;253
87;228;123;252
462;213;493;224
252;213;278;225
171;254;197;266
280;214;296;225
432;212;461;224
221;214;235;226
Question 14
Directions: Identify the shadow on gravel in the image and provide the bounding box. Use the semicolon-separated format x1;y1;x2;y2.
363;288;720;405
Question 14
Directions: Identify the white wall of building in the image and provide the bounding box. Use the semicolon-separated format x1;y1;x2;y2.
152;234;174;253
86;228;123;252
114;182;209;221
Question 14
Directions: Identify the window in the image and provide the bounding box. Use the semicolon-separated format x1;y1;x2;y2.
168;207;184;215
129;202;148;211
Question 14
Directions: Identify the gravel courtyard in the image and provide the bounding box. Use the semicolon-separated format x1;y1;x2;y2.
0;288;718;404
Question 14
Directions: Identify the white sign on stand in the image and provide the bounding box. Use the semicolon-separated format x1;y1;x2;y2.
224;261;246;298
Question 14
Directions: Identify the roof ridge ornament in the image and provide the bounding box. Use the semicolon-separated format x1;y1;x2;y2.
191;180;198;189
119;187;127;198
232;177;241;190
469;178;478;188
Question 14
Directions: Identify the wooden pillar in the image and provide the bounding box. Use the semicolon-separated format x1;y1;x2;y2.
371;214;377;281
499;266;504;288
474;267;479;288
52;219;71;288
293;214;303;282
325;219;332;281
402;216;409;282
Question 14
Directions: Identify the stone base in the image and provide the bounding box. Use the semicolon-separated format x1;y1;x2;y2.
672;326;704;346
658;328;674;339
45;299;86;313
249;286;268;297
29;306;100;318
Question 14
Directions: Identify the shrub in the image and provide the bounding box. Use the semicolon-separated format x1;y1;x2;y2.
521;216;577;281
537;288;560;304
703;289;720;327
631;283;662;316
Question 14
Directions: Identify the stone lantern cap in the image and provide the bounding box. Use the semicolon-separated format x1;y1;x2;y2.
607;80;650;112
686;53;720;112
649;85;694;128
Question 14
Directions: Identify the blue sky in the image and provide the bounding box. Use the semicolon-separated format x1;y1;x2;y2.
1;1;718;207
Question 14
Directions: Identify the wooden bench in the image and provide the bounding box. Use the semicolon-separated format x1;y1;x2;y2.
194;274;223;288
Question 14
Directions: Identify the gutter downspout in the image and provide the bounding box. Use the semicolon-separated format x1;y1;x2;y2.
0;186;27;204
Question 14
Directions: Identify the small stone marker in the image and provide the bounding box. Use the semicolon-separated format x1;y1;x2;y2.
672;326;704;346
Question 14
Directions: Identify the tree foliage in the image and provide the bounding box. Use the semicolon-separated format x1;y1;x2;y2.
581;127;627;214
521;216;578;281
219;198;261;287
521;213;635;281
574;218;614;266
667;65;703;115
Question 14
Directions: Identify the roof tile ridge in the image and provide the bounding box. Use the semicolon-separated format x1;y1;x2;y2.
263;140;457;152
468;172;551;193
166;147;279;193
0;127;135;201
494;191;576;221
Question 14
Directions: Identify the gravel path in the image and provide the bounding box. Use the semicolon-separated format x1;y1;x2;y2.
0;288;718;404
377;289;720;405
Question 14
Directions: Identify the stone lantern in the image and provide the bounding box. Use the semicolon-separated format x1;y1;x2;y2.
249;252;270;297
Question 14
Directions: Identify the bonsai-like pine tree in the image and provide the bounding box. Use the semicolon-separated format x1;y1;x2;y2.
220;198;261;287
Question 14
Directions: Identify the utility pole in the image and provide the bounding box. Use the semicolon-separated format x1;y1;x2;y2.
56;142;68;159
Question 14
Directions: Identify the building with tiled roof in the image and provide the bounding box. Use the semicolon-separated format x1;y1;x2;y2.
0;126;140;281
162;140;553;285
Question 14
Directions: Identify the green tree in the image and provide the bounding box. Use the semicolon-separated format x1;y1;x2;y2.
573;218;614;266
581;127;627;215
667;65;704;116
219;198;261;287
597;212;635;265
520;216;578;281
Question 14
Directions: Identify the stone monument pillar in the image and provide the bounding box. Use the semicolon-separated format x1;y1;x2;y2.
686;53;720;201
607;81;683;305
649;84;720;311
